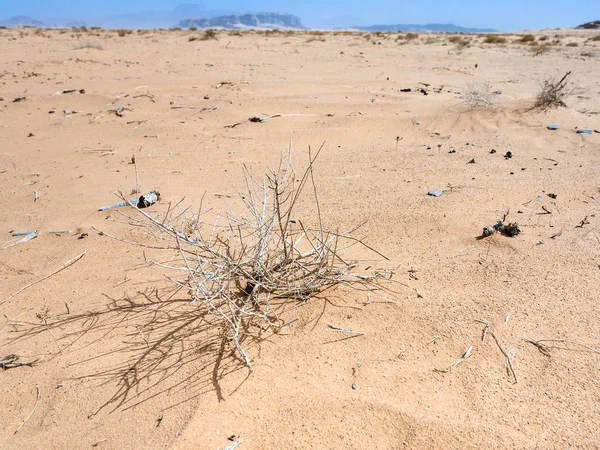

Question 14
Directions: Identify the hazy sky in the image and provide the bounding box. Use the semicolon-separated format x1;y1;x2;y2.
1;0;599;30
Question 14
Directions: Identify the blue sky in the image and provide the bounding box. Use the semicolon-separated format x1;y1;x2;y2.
1;0;598;30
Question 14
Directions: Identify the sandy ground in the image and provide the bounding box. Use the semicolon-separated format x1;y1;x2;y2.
1;27;600;449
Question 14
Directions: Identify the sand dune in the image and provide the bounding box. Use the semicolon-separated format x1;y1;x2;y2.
1;28;599;449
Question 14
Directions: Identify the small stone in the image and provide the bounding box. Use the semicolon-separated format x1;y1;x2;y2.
490;149;497;154
468;158;476;164
352;383;357;390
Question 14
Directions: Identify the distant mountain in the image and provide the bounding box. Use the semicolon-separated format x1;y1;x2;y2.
349;23;497;33
179;12;304;30
576;20;600;29
0;16;44;27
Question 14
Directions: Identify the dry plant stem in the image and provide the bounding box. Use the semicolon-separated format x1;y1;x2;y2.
1;251;87;307
14;386;40;434
327;324;367;335
434;346;472;373
477;320;518;383
524;338;600;356
134;155;139;194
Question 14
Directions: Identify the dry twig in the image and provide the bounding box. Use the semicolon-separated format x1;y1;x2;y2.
14;386;40;434
477;320;518;383
434;346;472;373
1;251;87;307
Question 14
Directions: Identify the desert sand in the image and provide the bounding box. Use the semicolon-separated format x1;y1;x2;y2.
1;27;599;449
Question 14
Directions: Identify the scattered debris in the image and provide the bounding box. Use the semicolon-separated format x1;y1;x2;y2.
481;221;521;238
575;216;590;228
143;134;158;138
547;124;560;130
547;193;557;199
13;96;26;103
2;230;39;250
98;190;160;211
115;106;125;117
577;129;592;134
0;355;36;370
224;437;242;450
427;190;443;197
63;89;76;94
224;122;242;128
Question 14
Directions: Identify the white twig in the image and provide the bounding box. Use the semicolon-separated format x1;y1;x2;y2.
1;251;87;307
14;386;40;434
327;324;367;335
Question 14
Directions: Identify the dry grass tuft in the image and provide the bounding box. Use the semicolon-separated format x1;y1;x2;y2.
108;148;399;370
483;35;507;44
517;34;535;43
460;79;499;108
73;40;105;50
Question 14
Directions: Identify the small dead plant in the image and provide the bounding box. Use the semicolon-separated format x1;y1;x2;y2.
73;40;105;50
533;71;575;111
460;79;498;109
105;146;399;371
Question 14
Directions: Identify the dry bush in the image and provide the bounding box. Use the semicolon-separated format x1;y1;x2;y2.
424;36;442;44
73;40;105;50
189;29;218;41
566;42;579;47
404;32;419;40
484;34;507;44
531;42;554;55
109;150;398;370
460;79;499;108
533;71;575;110
539;35;549;41
518;34;535;43
306;37;326;43
117;29;127;37
589;35;600;42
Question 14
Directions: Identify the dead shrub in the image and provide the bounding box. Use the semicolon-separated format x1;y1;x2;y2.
460;79;499;109
203;29;218;40
566;42;579;47
531;42;554;55
484;35;507;44
73;40;105;50
106;150;398;370
518;34;535;43
533;71;575;110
